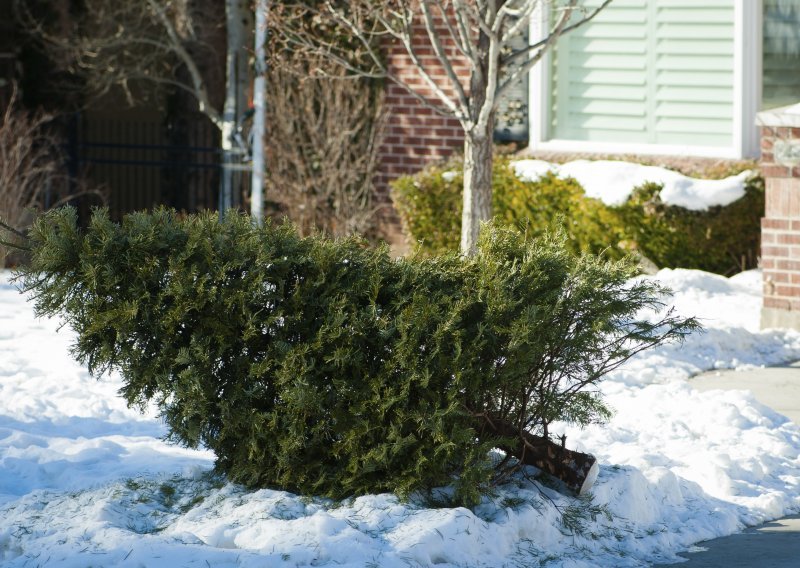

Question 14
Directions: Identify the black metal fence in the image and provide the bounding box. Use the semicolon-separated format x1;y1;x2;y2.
66;109;239;220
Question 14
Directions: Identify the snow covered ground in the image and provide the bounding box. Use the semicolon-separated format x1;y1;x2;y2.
1;267;800;567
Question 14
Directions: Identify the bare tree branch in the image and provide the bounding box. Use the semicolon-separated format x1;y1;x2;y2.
277;0;612;254
265;54;384;237
419;3;471;119
496;5;571;100
0;87;106;266
145;0;222;129
500;0;539;43
501;0;611;68
431;0;473;60
452;1;483;62
19;0;224;128
322;0;392;76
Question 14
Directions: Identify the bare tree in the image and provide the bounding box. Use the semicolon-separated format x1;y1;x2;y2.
266;52;384;238
219;0;252;214
280;0;610;254
0;88;104;267
251;0;268;226
18;0;259;219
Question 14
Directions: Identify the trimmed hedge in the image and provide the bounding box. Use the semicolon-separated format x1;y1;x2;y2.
391;158;763;275
18;208;695;505
616;178;764;275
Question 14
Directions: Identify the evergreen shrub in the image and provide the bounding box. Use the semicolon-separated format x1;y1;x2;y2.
391;159;763;274
615;177;764;275
391;161;623;259
17;208;695;505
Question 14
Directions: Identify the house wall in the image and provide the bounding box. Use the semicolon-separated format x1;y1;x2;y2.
375;16;469;250
378;65;465;198
376;18;468;232
551;0;735;147
530;0;760;159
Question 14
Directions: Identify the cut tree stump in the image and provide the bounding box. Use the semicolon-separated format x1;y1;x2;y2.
478;413;599;495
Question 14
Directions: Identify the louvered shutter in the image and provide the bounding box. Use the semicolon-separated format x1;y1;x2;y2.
550;0;735;148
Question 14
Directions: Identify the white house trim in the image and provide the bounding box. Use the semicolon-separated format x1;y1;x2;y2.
528;0;761;160
525;138;745;160
733;0;744;157
527;5;549;154
737;0;762;158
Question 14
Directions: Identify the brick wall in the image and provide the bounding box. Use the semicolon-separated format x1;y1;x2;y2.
376;16;471;251
757;112;800;328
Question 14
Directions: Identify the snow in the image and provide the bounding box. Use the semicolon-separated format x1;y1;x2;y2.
2;267;800;567
512;159;752;211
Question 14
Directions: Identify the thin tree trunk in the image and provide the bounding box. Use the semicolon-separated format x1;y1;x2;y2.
459;19;495;256
220;0;248;217
251;0;267;225
460;132;493;255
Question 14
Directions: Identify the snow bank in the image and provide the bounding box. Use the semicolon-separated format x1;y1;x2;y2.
1;268;800;567
0;273;214;507
512;159;752;211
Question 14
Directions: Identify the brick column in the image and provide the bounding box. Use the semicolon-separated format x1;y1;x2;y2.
757;104;800;329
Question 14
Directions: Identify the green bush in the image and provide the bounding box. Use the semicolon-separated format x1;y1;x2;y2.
391;159;763;274
17;208;695;505
616;176;764;275
392;160;624;259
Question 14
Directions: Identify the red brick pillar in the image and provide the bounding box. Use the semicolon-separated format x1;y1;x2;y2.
757;105;800;329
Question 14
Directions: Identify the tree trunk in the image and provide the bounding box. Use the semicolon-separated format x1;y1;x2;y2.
460;16;495;257
460;132;493;256
220;0;249;217
478;413;599;495
251;0;267;225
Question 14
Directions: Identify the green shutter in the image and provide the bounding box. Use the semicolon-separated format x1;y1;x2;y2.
550;0;734;148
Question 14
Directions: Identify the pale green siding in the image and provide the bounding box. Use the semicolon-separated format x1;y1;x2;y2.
550;0;735;148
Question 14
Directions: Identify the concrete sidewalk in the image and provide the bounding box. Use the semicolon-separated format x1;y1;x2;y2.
689;361;800;424
658;362;800;567
664;515;800;567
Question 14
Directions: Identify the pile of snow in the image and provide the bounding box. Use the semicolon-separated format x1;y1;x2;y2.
512;159;752;211
1;268;800;567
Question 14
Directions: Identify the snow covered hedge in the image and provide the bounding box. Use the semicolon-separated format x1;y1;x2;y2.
392;159;763;275
16;208;695;505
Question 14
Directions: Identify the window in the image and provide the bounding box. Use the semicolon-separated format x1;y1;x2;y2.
548;0;735;148
762;0;800;109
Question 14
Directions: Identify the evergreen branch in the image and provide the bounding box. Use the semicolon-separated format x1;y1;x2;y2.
0;237;31;252
0;218;29;240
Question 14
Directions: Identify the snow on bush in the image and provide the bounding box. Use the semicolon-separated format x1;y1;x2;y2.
512;159;752;211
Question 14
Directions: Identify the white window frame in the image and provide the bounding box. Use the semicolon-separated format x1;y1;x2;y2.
528;0;761;159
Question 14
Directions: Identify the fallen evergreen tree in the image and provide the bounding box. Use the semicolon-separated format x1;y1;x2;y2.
7;208;697;505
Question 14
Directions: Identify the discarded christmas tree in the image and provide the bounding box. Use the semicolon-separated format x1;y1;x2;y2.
5;208;698;505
